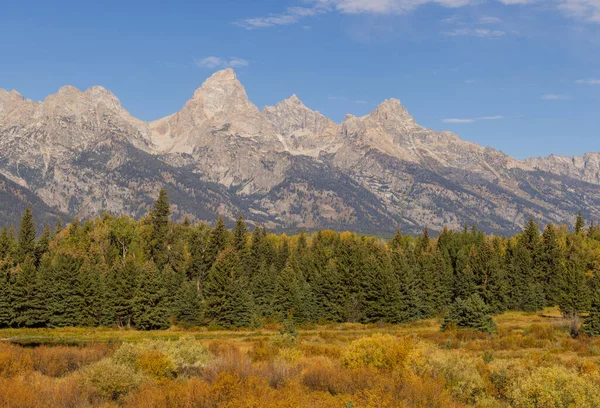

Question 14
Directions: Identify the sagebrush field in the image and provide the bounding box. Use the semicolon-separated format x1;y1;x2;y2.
1;308;600;407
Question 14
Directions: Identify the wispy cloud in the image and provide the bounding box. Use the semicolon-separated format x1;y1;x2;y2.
443;116;504;123
576;78;600;85
541;94;570;100
558;0;600;23
443;28;506;38
234;6;327;29
315;0;477;14
464;79;478;84
235;0;600;32
196;57;249;69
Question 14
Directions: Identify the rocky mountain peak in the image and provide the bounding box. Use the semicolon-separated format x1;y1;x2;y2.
262;93;341;156
185;68;258;121
368;98;419;129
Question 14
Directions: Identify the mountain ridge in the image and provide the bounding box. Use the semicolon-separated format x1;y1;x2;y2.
1;68;598;234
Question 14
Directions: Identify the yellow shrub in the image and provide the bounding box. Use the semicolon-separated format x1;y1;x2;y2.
340;334;418;371
135;350;176;380
276;347;304;364
509;366;600;408
425;349;486;403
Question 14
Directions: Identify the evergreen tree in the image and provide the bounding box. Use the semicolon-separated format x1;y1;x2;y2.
149;189;171;267
18;207;36;263
77;255;107;327
0;263;13;327
204;215;228;273
575;211;585;235
313;260;346;322
441;294;497;334
273;253;312;322
107;257;139;328
361;247;401;323
132;262;170;330
252;260;276;317
232;215;248;253
583;296;600;336
204;248;252;328
11;257;45;327
44;253;83;327
173;281;203;327
34;225;51;267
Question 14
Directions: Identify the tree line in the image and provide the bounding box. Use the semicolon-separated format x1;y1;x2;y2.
1;189;600;334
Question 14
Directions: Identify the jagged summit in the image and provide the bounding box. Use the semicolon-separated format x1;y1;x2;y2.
1;69;599;235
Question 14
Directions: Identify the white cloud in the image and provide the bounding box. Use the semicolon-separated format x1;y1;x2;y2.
236;0;600;32
557;0;600;23
464;79;478;84
234;6;327;29
576;78;600;85
196;57;249;69
443;116;504;123
497;0;536;4
541;94;570;100
314;0;476;14
443;28;506;38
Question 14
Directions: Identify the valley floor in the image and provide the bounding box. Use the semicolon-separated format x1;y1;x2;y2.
1;308;599;407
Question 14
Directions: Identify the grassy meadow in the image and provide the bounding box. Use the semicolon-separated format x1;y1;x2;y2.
1;308;600;408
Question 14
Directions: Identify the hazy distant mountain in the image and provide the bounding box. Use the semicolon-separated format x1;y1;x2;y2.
1;69;599;234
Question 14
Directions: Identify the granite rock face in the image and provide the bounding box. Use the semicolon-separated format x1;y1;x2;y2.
0;68;598;234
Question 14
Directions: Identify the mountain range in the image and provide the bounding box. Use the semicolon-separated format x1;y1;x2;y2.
1;68;599;235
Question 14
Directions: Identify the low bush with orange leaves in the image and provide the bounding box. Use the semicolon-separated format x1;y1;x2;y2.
1;310;600;407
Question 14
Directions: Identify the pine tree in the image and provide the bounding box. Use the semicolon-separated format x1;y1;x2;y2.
541;224;564;305
34;225;51;267
11;257;45;327
0;263;13;327
163;264;186;316
107;257;140;328
232;215;248;253
252;260;276;317
313;260;346;322
17;207;36;263
583;297;600;336
0;227;16;261
441;294;497;334
204;215;228;273
575;211;585;235
273;253;309;322
361;247;401;323
45;253;83;327
77;255;107;327
132;262;170;330
173;281;203;327
150;189;171;268
204;248;252;328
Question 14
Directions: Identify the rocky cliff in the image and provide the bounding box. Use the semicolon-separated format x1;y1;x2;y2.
0;69;598;234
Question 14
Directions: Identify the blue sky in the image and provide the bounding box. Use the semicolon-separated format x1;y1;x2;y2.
1;0;599;159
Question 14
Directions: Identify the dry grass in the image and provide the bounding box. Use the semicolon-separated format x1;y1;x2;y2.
0;308;599;407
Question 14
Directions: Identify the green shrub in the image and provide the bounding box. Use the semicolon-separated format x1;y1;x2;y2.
80;358;143;400
111;337;212;376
